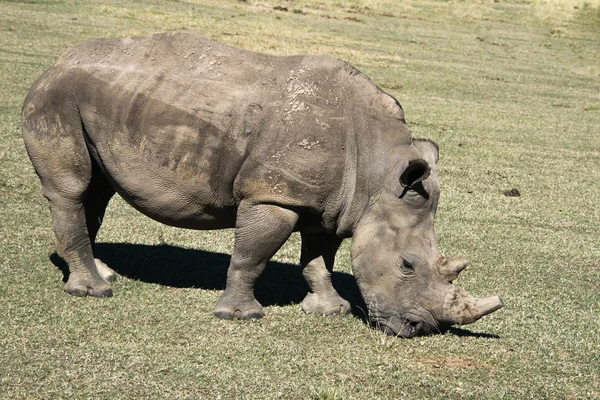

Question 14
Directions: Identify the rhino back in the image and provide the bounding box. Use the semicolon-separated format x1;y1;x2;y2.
25;32;407;231
24;33;365;229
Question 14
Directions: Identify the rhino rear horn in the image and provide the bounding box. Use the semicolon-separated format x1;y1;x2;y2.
400;159;430;187
438;256;469;282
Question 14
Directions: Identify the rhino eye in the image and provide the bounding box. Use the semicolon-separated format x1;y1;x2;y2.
400;259;415;275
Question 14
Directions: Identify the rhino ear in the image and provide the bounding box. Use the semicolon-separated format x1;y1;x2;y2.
413;139;439;166
400;159;430;187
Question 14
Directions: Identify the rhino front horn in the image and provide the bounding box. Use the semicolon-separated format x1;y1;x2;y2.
443;287;504;325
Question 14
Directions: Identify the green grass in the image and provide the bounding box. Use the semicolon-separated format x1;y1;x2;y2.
1;0;599;398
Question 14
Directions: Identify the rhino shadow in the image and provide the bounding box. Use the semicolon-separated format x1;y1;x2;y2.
447;327;500;339
49;245;498;338
50;242;367;319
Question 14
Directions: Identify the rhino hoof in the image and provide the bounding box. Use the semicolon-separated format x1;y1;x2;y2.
213;310;236;320
64;286;88;297
240;311;264;320
301;292;351;316
95;258;117;282
214;308;264;320
64;275;113;298
89;286;113;298
213;296;264;320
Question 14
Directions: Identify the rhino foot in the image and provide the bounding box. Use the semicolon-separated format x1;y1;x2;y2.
64;273;113;298
301;292;351;316
95;258;117;282
213;293;264;320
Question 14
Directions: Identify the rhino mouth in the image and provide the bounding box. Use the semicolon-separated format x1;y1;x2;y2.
373;316;427;338
366;297;446;338
395;320;423;338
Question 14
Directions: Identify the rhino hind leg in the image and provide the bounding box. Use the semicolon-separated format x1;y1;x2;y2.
300;232;351;316
23;99;113;297
46;168;114;298
85;168;117;282
213;202;299;320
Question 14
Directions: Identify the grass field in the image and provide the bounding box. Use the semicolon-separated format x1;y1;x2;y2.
1;0;599;398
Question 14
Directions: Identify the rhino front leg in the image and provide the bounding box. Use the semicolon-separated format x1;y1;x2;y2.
214;202;299;320
300;232;351;316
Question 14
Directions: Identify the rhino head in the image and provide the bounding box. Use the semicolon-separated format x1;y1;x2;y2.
350;139;503;338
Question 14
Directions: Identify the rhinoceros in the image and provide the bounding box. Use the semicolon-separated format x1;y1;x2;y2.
22;32;502;337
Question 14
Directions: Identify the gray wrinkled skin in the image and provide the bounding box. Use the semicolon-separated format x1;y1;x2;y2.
22;32;502;337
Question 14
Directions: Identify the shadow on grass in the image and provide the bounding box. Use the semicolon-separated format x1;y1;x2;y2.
50;244;499;338
447;327;501;339
50;242;367;319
